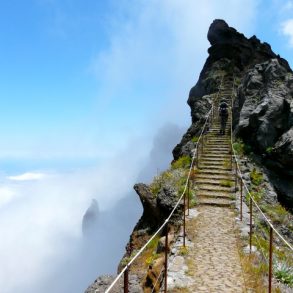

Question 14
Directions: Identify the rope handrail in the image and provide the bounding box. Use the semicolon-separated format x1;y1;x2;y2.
229;77;293;252
104;106;213;293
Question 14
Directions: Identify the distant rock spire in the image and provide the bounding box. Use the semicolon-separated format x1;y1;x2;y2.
82;199;99;237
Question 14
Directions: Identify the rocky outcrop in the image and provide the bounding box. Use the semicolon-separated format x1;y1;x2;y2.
173;19;293;207
234;58;293;207
82;199;99;236
133;183;183;232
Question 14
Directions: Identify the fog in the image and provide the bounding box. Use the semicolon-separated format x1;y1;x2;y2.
0;123;185;293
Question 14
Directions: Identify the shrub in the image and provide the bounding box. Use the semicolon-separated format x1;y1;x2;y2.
191;136;199;143
179;246;189;256
274;262;293;286
250;168;263;186
233;139;252;156
266;146;273;154
233;141;245;155
171;156;191;169
220;180;233;187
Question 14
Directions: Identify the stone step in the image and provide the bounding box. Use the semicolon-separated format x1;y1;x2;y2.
197;198;233;207
204;146;231;150
200;153;231;158
204;148;231;153
199;162;228;168
199;165;232;172
199;159;226;165
197;183;234;192
197;190;233;199
195;178;234;185
205;143;230;147
199;156;230;162
198;169;233;175
203;152;231;156
195;174;234;182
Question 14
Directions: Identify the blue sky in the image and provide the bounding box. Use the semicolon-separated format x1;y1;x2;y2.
0;1;293;292
0;0;292;165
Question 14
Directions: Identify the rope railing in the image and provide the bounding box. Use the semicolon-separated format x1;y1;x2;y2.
229;75;292;293
105;97;215;293
105;73;292;293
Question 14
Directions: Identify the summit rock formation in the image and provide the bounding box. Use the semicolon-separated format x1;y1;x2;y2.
173;19;293;207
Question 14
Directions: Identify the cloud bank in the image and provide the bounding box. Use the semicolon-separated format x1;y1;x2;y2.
0;1;259;292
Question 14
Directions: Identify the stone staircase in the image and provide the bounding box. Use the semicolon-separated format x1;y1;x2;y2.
196;79;235;208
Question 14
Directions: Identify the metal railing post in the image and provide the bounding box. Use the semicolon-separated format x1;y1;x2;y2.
231;150;233;171
249;197;253;253
196;145;199;168
240;180;243;221
164;223;168;293
269;226;273;293
124;266;129;293
187;179;190;216
235;163;238;191
183;191;186;247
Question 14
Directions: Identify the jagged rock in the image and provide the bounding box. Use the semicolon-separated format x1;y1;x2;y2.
133;183;161;230
157;186;183;225
82;199;99;236
236;59;292;153
85;275;121;293
234;59;293;206
174;19;293;207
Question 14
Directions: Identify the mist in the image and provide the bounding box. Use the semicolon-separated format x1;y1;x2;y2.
0;1;259;291
0;123;185;293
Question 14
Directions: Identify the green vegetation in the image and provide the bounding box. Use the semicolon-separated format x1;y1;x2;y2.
179;246;189;256
171;155;191;169
191;136;199;143
250;188;264;203
250;168;263;186
147;235;161;250
233;139;252;156
145;253;159;266
223;159;231;170
150;171;173;197
220;179;233;187
274;262;293;287
266;146;273;154
233;141;245;155
235;77;241;86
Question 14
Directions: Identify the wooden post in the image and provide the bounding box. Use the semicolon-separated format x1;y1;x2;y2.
269;226;273;293
183;191;186;247
124;266;129;293
235;163;238;192
164;223;168;293
249;197;253;253
187;179;190;216
240;180;243;221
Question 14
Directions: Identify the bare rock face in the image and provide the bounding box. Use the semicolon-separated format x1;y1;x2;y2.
133;184;183;231
174;19;291;161
173;19;293;207
236;58;292;154
234;58;293;207
133;183;162;230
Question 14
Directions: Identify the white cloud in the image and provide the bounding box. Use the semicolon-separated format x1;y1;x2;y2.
281;18;293;47
91;0;258;131
8;172;46;181
0;187;16;207
1;1;260;292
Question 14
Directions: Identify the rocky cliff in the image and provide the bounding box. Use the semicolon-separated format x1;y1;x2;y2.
86;19;293;292
173;19;293;208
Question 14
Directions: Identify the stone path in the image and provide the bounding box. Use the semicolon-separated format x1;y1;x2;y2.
166;77;248;292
